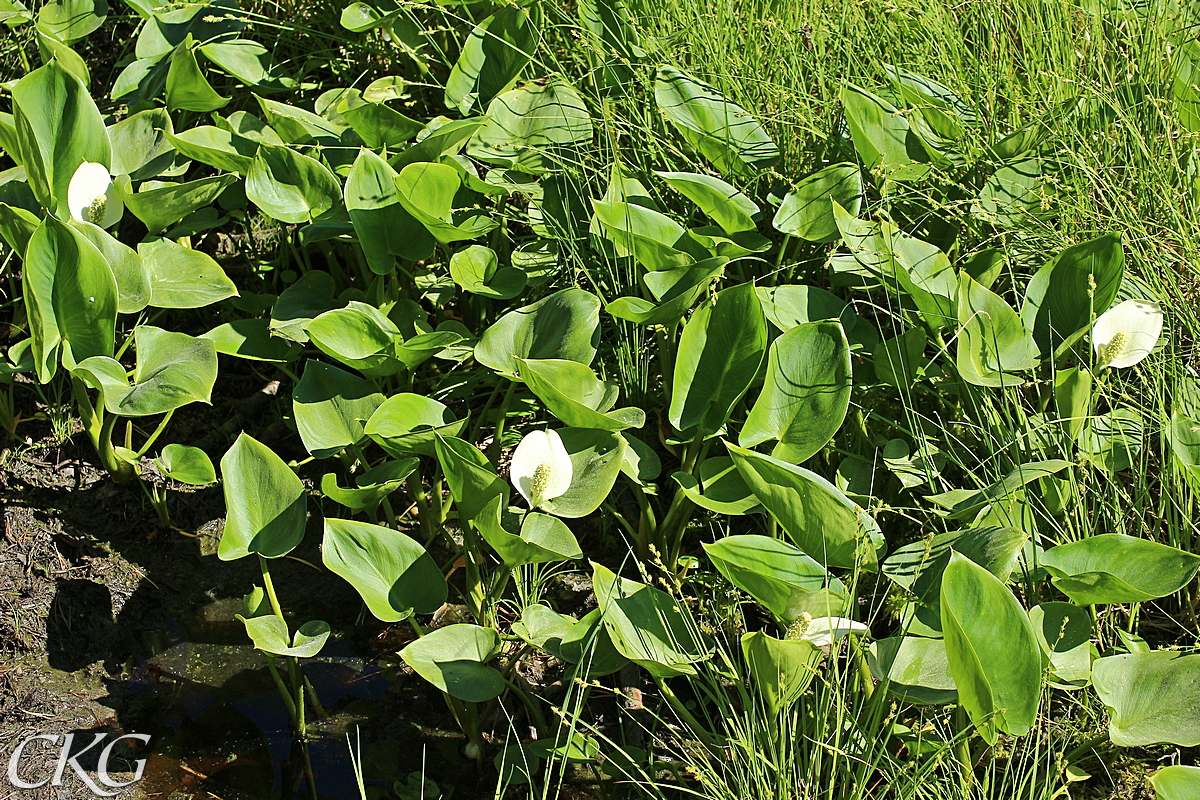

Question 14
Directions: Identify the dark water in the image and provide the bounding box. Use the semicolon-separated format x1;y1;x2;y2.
102;598;472;800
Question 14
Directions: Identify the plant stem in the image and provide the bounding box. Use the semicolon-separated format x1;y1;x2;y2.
652;675;720;748
954;704;975;793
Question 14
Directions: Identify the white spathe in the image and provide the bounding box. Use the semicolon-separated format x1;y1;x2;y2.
1092;299;1163;369
510;429;573;509
790;613;870;652
67;162;123;228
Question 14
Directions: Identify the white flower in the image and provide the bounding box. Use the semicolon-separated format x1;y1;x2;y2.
510;429;573;510
786;612;869;652
1092;299;1163;369
67;162;123;228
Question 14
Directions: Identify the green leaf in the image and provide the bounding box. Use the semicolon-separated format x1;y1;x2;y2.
473;495;583;565
218;432;307;561
23;216;117;381
270;269;341;344
1093;651;1200;747
239;616;330;658
119;173;238;233
741;320;851;464
868;636;958;705
72;326;216;417
727;443;882;570
201;318;299;362
69;221;150;317
345;149;435;273
882;527;1029;603
166;126;258;174
304;301;400;374
247;143;341;223
592;562;713;677
365;393;467;458
1028;602;1096;689
323;518;447;622
12;60;110;213
606;259;726;326
108;108;176;181
390;118;487;171
591;199;696;271
400;624;505;702
925;459;1071;519
669;281;766;434
654;65;779;176
538;427;627;519
1040;534;1200;605
157;443;216;485
834;202;956;329
956;272;1038;387
166;44;230;112
974;159;1049;226
557;608;628;677
434;435;508;524
1152;766;1200;800
293;361;383;459
1020;234;1124;359
200;39;269;84
475;288;600;377
1054;366;1093;441
840;82;931;181
741;631;823;712
773;163;863;243
256;96;345;144
394;161;497;244
449;245;526;299
704;534;847;623
940;554;1043;744
320;459;416;513
1078;407;1143;473
138;236;238;309
444;6;538;116
519;358;643;431
468;79;593;173
36;0;105;43
655;171;758;235
671;456;759;515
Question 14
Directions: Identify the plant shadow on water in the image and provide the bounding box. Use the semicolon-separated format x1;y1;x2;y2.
16;465;482;800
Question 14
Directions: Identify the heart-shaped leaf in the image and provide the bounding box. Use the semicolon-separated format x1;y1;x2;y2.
1093;651;1200;747
239;616;330;658
400;624;505;702
138;236;238;309
218;432;307;561
1039;534;1200;605
704;534;847;623
593;562;713;677
940;554;1043;744
247;143;341;223
322;518;447;622
727;443;882;570
740;320;852;464
473;495;583;565
654;65;779;176
157;443;216;485
293;361;383;459
476;288;600;377
365;393;467;458
669;281;766;434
